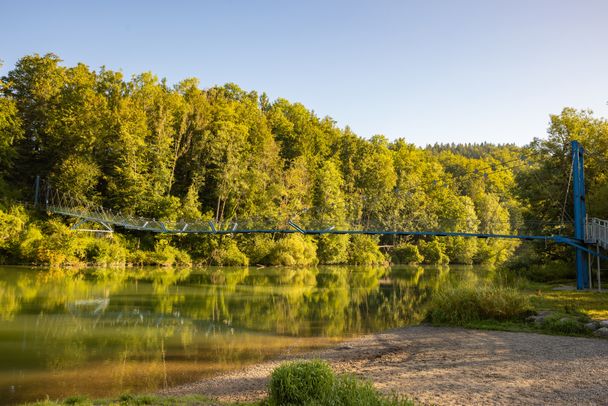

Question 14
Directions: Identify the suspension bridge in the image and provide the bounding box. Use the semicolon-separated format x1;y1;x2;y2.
34;141;608;290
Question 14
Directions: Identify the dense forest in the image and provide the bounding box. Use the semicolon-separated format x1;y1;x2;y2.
0;53;607;268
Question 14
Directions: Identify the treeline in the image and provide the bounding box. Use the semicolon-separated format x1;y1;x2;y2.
0;53;607;268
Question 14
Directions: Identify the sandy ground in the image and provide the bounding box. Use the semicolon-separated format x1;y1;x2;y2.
162;326;608;405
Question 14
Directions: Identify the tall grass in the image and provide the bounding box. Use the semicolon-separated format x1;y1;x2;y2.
267;360;413;406
268;360;335;405
428;280;533;325
23;394;214;405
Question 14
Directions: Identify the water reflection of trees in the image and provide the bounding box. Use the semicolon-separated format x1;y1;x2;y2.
0;264;473;393
0;265;458;335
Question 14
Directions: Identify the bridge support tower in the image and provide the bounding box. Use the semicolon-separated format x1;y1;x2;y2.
572;140;589;290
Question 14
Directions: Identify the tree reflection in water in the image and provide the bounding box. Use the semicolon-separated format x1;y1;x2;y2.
0;264;482;405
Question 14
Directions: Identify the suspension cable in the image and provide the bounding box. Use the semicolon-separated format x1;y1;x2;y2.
560;159;574;233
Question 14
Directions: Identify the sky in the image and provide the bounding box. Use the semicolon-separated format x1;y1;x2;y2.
1;0;607;146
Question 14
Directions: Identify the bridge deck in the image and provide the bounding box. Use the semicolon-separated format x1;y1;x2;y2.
47;204;608;260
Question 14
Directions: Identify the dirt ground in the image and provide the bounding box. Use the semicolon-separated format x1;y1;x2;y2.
162;325;608;405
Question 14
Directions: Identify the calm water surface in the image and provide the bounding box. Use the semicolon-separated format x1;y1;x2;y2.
0;265;487;405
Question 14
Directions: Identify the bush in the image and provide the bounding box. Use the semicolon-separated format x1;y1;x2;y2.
316;234;349;264
391;242;423;264
68;233;129;267
473;239;517;266
330;374;413;406
505;243;556;273
348;235;386;265
266;234;318;266
210;238;249;266
267;360;414;406
0;206;132;267
418;239;449;265
63;395;90;405
540;313;590;335
0;205;28;253
127;249;149;266
443;236;477;265
429;281;533;324
332;375;380;405
85;237;128;267
149;239;191;266
518;262;574;283
35;219;81;267
17;224;44;263
268;360;335;405
239;234;275;264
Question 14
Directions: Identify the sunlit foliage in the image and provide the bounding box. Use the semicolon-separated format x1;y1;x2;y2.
2;54;604;266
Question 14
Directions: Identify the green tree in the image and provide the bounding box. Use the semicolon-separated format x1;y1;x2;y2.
3;53;66;186
518;108;608;234
0;67;23;190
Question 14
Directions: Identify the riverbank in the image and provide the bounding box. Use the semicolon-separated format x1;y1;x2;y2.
163;325;608;405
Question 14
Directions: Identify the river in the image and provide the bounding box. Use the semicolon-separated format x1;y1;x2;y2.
0;264;489;405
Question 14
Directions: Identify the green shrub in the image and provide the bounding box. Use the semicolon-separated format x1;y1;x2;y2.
348;235;386;265
472;240;496;265
127;249;149;266
444;236;477;265
210;239;249;266
504;242;542;268
0;205;28;252
170;248;191;266
418;239;448;265
69;235;91;262
85;237;128;267
35;219;81;267
518;262;574;283
150;239;191;266
316;234;349;264
0;207;132;267
266;234;318;266
63;395;90;405
239;234;275;264
17;224;44;263
38;221;124;267
175;234;216;261
331;374;386;406
268;360;335;405
391;242;423;264
541;313;590;335
118;394;156;405
429;281;533;324
330;374;413;406
267;360;414;406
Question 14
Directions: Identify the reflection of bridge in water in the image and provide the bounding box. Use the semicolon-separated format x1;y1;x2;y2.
67;299;241;334
36;141;607;290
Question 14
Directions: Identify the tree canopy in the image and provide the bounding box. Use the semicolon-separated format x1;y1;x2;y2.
1;53;605;267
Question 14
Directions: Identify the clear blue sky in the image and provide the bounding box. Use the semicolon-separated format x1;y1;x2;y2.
1;0;607;146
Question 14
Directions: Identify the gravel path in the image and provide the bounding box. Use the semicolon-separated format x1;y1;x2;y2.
162;326;608;405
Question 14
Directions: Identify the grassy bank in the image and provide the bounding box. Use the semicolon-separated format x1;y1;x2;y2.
531;288;608;320
24;394;219;406
426;265;608;336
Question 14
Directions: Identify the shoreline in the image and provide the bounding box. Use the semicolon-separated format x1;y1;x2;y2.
162;325;608;405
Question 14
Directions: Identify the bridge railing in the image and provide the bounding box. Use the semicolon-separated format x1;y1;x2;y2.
41;182;574;237
586;218;608;249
